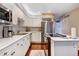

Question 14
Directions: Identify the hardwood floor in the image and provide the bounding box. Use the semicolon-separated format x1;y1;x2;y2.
31;42;48;50
25;42;48;56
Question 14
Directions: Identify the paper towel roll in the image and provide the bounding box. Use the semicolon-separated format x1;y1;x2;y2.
71;27;77;39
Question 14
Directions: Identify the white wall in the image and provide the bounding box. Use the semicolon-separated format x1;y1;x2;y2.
62;8;79;36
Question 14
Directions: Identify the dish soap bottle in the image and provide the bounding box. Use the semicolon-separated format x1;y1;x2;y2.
71;27;77;39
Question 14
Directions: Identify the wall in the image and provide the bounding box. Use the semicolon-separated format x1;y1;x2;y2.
62;8;79;50
62;8;79;36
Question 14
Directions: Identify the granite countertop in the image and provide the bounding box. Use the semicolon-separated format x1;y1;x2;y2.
0;32;31;51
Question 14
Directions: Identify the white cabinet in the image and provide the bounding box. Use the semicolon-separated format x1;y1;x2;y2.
0;43;16;56
51;39;78;56
32;31;41;42
0;34;31;56
54;42;77;56
24;17;42;27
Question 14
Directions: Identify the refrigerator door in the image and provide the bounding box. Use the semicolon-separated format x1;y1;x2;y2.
3;26;9;38
0;25;3;38
47;21;53;34
41;21;53;56
41;21;53;41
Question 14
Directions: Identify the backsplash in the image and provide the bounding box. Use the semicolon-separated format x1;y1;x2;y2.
0;24;26;35
12;25;26;34
12;25;19;34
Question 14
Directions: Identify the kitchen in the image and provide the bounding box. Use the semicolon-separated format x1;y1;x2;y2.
0;3;79;56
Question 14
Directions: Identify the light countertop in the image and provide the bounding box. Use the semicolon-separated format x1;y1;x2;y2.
51;37;79;41
0;32;31;51
45;33;79;42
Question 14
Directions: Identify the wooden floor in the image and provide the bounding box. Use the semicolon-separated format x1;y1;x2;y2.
31;42;48;50
25;42;48;56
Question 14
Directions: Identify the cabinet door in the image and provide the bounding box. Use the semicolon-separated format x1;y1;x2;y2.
0;48;10;56
13;35;30;56
0;35;31;56
13;37;29;56
14;39;25;56
22;35;30;55
0;43;16;56
32;32;41;42
54;42;77;56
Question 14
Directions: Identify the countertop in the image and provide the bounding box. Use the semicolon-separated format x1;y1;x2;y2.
45;33;79;42
0;32;31;51
50;37;79;41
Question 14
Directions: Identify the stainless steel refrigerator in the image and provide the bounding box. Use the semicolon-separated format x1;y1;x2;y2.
41;20;53;56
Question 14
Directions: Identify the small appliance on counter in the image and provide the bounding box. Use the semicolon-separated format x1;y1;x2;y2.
2;25;13;38
71;27;77;39
2;26;9;38
8;30;14;37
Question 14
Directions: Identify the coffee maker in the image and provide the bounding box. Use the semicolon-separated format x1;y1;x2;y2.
3;25;13;38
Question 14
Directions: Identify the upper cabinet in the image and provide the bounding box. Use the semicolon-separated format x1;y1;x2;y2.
23;17;42;27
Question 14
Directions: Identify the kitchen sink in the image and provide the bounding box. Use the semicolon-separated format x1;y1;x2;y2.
49;33;66;37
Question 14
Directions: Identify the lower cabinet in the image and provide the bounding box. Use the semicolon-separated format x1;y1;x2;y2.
32;31;41;42
51;41;78;56
0;35;30;56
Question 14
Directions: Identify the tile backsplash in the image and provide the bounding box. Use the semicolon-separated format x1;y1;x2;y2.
12;25;26;34
0;24;26;35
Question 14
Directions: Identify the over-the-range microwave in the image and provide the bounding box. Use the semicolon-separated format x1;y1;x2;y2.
0;7;12;22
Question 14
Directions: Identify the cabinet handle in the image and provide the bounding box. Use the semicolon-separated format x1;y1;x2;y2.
23;39;25;41
11;51;15;56
4;52;8;56
17;43;19;46
21;44;23;46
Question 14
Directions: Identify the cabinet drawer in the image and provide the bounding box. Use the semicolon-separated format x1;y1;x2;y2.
0;43;16;56
0;35;30;56
0;48;10;56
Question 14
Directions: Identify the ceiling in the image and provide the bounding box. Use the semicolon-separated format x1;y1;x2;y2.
21;3;79;18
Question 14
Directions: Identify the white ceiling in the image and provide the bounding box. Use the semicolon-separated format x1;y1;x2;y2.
22;3;79;17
